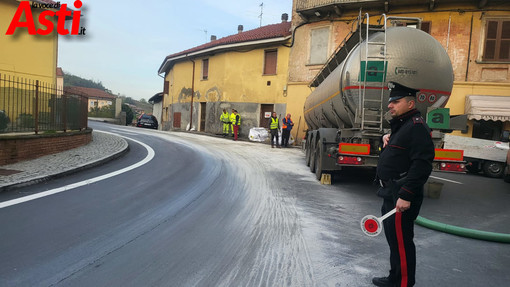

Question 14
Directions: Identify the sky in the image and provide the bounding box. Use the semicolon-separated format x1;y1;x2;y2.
58;0;293;100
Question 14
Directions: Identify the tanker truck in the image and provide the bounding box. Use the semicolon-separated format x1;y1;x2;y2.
304;14;465;181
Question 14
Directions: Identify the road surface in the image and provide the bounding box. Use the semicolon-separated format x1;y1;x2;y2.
0;122;508;286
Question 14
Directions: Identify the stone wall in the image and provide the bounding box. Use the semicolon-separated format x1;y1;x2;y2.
0;129;92;165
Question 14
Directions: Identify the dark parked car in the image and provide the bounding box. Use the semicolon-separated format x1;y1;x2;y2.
136;114;158;129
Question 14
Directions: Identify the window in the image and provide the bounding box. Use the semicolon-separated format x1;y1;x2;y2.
202;59;209;80
420;21;431;34
309;27;329;65
164;80;169;94
263;49;277;75
483;19;510;62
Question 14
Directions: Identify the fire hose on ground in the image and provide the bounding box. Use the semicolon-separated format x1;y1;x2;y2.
415;216;510;244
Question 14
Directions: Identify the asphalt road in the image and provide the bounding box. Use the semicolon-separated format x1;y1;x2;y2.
0;122;508;286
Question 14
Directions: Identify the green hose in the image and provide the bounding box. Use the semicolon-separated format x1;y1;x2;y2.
415;216;510;244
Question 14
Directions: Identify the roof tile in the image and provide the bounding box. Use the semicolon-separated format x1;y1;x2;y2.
164;21;291;60
66;86;116;100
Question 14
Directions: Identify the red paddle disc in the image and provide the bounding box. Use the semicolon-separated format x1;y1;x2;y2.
364;218;379;233
360;215;382;236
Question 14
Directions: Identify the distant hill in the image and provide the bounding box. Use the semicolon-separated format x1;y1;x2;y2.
63;72;106;90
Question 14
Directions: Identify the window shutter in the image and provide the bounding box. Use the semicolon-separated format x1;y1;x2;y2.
264;50;277;75
202;59;209;80
484;21;498;60
483;20;510;61
420;21;431;34
164;81;169;94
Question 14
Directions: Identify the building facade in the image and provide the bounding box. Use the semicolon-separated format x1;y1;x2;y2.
158;16;291;137
0;0;59;85
289;0;510;142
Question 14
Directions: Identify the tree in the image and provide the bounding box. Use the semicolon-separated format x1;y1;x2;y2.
122;104;134;125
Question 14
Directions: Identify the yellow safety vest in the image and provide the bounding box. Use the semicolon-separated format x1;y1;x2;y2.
230;113;236;124
220;112;229;123
270;117;279;129
233;114;241;125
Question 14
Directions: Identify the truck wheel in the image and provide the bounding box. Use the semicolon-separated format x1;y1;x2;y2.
305;138;312;167
482;161;505;178
309;140;316;173
315;139;323;181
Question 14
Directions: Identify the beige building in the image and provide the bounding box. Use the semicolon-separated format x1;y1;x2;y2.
158;16;292;137
288;0;510;142
66;86;116;111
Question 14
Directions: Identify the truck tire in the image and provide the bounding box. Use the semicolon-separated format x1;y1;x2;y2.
305;137;312;167
315;139;323;180
309;140;316;173
482;161;505;178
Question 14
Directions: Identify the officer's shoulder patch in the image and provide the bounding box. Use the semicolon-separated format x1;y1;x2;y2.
412;116;424;124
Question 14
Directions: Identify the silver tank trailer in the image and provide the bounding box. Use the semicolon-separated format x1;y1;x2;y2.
304;27;454;131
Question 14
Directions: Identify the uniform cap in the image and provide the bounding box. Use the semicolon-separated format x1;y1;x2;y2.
388;81;420;102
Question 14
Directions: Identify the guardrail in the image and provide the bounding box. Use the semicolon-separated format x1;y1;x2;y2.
0;73;88;134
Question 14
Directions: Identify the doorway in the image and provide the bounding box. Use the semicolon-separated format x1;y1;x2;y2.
200;102;206;132
260;104;274;128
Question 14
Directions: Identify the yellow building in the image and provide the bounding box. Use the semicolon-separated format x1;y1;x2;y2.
289;0;510;142
0;0;59;85
158;15;292;137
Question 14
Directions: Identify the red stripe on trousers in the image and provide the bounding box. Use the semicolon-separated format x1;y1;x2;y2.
396;212;408;287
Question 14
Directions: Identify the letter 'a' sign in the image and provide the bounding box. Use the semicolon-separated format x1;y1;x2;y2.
427;108;450;129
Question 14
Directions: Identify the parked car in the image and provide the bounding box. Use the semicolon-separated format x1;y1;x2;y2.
504;149;510;183
136;114;158;129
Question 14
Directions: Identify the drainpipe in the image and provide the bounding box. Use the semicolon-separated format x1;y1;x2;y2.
465;14;474;82
189;58;195;131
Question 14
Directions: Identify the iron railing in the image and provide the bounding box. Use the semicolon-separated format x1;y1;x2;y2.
0;73;88;134
296;0;356;11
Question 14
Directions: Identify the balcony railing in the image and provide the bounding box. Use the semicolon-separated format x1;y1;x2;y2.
296;0;378;12
0;73;88;134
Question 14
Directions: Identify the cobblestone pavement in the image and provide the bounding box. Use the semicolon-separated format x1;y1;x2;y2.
0;131;128;191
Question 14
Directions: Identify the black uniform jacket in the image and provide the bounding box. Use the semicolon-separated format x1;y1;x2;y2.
376;109;435;202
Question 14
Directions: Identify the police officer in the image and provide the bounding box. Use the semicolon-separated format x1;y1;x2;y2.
372;82;435;287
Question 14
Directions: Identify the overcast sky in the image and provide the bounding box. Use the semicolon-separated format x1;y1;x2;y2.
58;0;293;100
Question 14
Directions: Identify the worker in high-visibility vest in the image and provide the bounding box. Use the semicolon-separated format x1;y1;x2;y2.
232;110;241;141
229;108;236;137
269;112;280;148
281;113;294;147
220;109;230;137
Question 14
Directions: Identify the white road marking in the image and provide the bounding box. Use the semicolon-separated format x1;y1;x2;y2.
0;131;154;209
429;175;463;184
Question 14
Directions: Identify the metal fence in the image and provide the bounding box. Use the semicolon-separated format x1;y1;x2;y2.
0;73;88;134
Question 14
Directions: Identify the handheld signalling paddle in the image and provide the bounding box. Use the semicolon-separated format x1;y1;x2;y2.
360;208;397;237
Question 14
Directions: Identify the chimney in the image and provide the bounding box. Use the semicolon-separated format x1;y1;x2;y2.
238;25;243;33
281;13;289;22
210;35;217;41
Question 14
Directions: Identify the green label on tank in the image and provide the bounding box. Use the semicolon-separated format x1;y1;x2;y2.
359;61;386;82
427;108;450;129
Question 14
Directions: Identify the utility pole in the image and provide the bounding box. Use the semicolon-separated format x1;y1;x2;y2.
259;2;263;27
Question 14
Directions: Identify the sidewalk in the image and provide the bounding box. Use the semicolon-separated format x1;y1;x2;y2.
0;131;128;191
